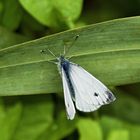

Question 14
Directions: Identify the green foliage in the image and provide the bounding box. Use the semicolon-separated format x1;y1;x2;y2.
0;96;77;140
12;96;54;140
110;90;140;123
107;130;129;140
0;0;23;30
19;0;83;29
39;111;77;140
100;116;140;140
0;0;140;139
77;118;103;140
0;99;22;140
0;26;29;49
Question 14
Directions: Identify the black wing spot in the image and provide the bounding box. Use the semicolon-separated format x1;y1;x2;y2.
94;92;99;97
106;98;110;103
107;91;113;99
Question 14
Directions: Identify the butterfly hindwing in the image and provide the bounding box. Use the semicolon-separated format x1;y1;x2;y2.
61;68;76;120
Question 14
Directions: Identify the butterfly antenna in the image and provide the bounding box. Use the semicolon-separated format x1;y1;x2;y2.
47;49;58;59
64;35;79;56
40;49;58;64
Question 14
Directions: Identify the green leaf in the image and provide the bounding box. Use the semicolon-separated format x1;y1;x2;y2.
0;26;29;49
100;116;140;140
0;1;3;13
129;125;140;140
107;130;129;140
20;13;46;38
12;95;54;140
0;99;22;140
0;0;23;30
100;116;125;139
19;0;83;29
77;118;103;140
0;16;140;96
110;88;140;123
39;111;77;140
0;95;54;140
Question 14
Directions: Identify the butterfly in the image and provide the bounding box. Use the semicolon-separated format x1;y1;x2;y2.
42;35;116;120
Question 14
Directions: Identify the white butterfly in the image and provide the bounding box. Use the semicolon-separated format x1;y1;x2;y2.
43;35;116;120
58;56;116;120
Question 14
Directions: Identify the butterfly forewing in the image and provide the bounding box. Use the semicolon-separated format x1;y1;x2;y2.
68;63;116;112
61;68;76;120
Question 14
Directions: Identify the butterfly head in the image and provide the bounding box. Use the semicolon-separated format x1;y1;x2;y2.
59;55;65;60
58;55;69;68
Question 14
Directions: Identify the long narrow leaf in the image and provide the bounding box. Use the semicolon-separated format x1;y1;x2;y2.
0;17;140;96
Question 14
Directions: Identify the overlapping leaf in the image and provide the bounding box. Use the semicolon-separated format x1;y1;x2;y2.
19;0;83;29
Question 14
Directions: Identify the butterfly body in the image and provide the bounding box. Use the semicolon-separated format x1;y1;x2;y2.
58;56;75;100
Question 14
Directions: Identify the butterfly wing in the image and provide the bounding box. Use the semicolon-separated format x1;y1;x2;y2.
69;63;116;112
61;67;76;120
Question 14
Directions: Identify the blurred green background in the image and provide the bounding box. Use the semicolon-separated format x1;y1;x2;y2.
0;0;140;140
